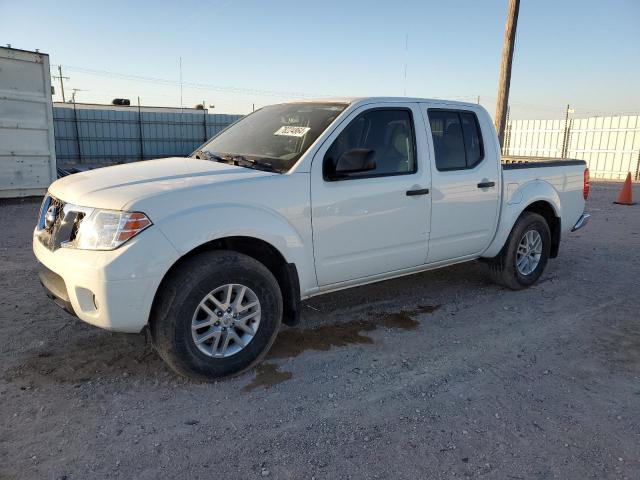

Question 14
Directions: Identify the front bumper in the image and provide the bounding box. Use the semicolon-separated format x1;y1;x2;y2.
33;226;178;333
571;213;591;232
38;264;76;315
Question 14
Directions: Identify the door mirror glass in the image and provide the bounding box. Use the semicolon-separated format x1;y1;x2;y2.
335;148;376;174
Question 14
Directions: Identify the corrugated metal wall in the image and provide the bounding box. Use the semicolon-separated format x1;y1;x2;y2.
504;115;640;181
52;106;640;180
53;104;243;165
568;116;640;181
504;119;566;158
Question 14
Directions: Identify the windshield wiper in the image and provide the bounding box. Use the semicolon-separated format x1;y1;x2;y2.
230;155;278;173
191;149;229;163
192;149;279;173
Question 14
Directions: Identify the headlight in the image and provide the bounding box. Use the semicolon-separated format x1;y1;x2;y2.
63;208;152;250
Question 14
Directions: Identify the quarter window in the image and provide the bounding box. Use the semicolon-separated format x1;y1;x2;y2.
428;109;484;171
323;109;416;180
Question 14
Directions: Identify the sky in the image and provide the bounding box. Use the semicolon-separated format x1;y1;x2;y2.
2;0;639;119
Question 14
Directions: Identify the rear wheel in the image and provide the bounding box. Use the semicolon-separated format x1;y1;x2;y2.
487;212;551;290
150;251;282;380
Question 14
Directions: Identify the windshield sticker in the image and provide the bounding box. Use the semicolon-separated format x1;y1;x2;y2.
274;126;310;137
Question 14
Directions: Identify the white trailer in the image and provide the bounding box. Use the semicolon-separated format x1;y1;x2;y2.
0;47;56;198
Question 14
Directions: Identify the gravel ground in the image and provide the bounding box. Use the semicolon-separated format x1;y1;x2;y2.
1;181;639;479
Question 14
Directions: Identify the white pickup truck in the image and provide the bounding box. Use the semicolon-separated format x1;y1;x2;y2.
34;97;590;379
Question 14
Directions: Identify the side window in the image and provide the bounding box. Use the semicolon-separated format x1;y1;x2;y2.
428;110;466;170
323;109;416;180
428;109;484;171
460;112;483;166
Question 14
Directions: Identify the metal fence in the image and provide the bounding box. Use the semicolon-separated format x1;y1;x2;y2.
503;115;640;181
53;105;640;181
53;103;243;165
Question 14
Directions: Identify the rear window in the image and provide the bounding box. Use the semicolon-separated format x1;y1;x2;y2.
428;109;484;171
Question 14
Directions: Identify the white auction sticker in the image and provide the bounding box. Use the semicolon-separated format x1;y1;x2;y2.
274;126;311;137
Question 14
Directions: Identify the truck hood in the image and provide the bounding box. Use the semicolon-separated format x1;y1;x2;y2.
48;157;276;210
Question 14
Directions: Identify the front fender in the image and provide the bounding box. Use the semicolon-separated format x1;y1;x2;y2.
156;202;314;292
481;180;561;258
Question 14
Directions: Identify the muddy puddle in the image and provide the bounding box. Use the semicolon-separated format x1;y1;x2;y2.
244;304;440;391
243;363;293;392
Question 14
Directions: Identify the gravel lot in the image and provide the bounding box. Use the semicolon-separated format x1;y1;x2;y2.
1;181;639;479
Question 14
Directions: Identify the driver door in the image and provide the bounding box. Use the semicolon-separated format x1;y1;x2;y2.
310;103;431;287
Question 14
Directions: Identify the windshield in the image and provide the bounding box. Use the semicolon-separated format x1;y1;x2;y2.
194;102;348;172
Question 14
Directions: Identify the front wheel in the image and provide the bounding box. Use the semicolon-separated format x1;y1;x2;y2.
150;251;283;380
487;212;551;290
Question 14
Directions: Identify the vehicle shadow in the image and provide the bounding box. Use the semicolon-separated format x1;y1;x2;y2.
6;260;492;386
298;260;491;326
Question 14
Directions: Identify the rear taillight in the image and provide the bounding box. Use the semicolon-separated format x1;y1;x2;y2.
583;168;590;200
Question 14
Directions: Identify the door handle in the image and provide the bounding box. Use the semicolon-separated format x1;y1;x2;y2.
406;188;429;196
477;181;495;189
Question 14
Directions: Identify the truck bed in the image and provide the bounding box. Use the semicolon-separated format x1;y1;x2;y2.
500;157;587;237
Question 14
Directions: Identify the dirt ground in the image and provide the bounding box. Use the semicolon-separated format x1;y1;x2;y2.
1;181;639;479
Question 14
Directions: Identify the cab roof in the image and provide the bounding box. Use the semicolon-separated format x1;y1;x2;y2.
284;96;482;110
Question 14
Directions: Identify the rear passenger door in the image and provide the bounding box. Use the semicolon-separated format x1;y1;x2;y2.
421;105;500;263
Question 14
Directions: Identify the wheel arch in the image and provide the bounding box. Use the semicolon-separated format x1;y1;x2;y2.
521;200;561;258
482;180;562;259
152;235;301;327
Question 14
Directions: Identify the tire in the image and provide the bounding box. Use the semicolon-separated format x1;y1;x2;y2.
487;212;551;290
150;250;283;381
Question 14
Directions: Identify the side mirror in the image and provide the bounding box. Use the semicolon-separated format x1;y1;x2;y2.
334;148;376;175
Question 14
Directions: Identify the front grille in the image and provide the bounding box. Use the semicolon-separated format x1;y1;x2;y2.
49;197;65;227
37;195;78;251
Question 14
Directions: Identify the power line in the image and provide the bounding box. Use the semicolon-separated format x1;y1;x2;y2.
48;64;637;118
50;64;334;99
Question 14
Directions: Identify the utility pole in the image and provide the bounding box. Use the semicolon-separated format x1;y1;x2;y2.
70;88;86;103
561;104;575;158
52;65;69;102
202;99;207;143
495;0;520;150
138;96;144;161
504;105;511;155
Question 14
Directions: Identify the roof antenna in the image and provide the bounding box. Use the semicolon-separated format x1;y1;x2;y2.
403;34;408;96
